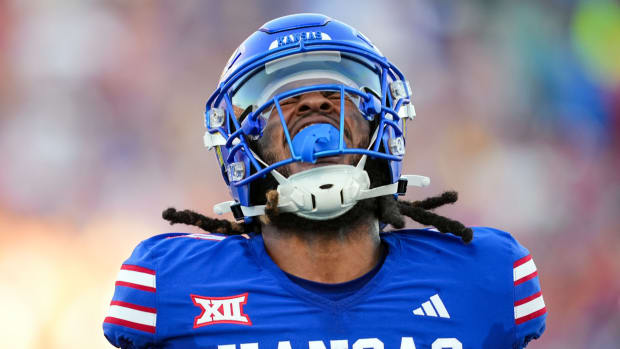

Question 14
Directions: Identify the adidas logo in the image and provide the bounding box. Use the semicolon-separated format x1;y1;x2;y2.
412;294;450;318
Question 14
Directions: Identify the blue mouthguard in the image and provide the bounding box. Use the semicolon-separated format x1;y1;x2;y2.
291;123;340;163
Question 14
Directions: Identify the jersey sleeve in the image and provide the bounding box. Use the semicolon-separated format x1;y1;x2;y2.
103;237;160;348
511;240;547;348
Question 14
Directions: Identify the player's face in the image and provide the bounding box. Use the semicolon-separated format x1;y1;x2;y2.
257;91;370;176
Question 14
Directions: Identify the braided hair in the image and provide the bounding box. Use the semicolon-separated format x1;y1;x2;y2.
162;190;473;243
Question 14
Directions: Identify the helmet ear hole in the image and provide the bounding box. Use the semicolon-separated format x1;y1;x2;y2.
248;172;278;206
365;156;391;189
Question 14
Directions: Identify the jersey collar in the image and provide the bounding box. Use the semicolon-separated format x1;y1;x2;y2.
248;232;402;310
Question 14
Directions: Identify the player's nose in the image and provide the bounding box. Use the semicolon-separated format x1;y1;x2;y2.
294;92;336;115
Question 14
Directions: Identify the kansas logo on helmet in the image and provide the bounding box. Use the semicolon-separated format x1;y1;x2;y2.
268;31;332;50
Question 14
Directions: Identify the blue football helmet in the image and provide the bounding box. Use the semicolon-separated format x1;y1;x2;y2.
204;13;429;222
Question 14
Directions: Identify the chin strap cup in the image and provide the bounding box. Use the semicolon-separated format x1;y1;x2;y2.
214;165;430;221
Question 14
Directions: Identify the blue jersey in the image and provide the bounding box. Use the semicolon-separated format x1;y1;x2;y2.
103;227;546;348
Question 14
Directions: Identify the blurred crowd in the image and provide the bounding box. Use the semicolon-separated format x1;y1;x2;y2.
0;0;618;348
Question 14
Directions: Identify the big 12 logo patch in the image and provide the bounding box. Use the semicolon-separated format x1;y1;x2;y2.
191;293;252;327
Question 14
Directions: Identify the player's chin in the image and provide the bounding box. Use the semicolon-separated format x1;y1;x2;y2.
266;198;377;238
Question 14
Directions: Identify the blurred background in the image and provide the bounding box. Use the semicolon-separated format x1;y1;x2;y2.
0;0;618;347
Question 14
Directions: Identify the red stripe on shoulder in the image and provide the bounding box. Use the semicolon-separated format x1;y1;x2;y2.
514;271;538;286
514;291;543;306
121;264;156;275
515;307;547;325
115;281;156;293
104;317;156;334
513;254;532;268
110;300;156;314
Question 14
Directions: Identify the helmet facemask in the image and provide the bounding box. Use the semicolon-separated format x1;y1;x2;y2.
206;47;425;222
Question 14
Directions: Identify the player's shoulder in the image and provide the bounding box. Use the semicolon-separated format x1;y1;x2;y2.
125;232;248;267
135;231;243;251
385;226;546;348
390;225;523;248
103;232;250;347
385;226;530;265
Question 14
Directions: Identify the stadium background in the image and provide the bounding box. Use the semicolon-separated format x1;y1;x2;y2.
0;0;618;348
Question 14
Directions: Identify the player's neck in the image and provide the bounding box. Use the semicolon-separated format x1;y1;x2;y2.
260;217;382;284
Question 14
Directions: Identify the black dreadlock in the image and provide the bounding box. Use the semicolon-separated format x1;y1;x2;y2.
162;190;473;243
162;208;248;235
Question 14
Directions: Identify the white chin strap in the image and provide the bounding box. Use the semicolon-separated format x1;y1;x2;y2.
213;156;430;221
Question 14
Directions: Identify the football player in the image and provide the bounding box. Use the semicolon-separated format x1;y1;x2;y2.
103;14;547;348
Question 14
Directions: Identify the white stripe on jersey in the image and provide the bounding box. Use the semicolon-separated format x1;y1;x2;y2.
513;259;537;282
186;233;227;241
108;305;156;326
117;269;156;289
514;295;545;319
